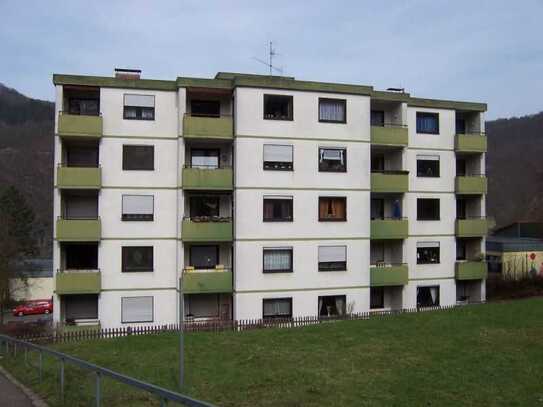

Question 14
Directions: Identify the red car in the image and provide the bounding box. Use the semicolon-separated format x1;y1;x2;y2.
12;300;53;317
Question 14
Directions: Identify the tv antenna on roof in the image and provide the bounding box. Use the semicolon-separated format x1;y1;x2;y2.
253;41;283;76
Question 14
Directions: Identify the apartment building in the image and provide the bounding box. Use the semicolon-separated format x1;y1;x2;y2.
52;69;488;328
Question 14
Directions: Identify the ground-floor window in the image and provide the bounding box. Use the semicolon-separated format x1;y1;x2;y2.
184;294;232;319
263;298;292;319
370;287;384;309
64;294;98;322
121;296;154;323
318;295;346;317
417;286;440;307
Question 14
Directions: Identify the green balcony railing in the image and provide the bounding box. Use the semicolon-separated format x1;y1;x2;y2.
371;171;409;193
183;115;233;139
56;271;101;295
456;218;488;237
181;218;233;242
370;125;408;147
182;167;233;190
182;270;233;294
370;264;409;286
455;134;487;153
455;176;487;195
57;166;102;189
56;218;101;242
371;218;409;240
58;113;103;138
455;261;488;280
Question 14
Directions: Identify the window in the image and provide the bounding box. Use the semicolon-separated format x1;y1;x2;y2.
417;286;440;307
263;144;293;171
417;242;440;264
370;199;384;220
318;246;347;271
122;195;154;221
370;287;384;309
318;295;346;317
263;248;293;273
190;245;219;269
417;198;440;220
65;295;98;321
416;155;440;177
319;147;347;172
190;100;220;117
191;149;219;169
263;298;292;319
416;112;439;134
371;154;385;172
122;145;154;171
121;296;153;323
319;197;346;221
370;242;385;265
456;118;466;134
456;199;466;220
123;94;155;120
264;94;293;120
189;196;220;218
185;294;220;319
371;110;385;127
68;98;99;116
65;244;98;269
66;145;99;167
456;240;466;261
64;194;98;220
319;98;346;123
122;246;153;272
263;196;293;222
456;159;466;176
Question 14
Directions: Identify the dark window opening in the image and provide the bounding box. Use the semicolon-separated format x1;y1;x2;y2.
263;198;293;222
370;287;384;309
191;100;221;117
417;159;440;177
122;145;154;171
264;95;293;120
416;112;439;134
456;118;466;134
263;248;293;273
68;98;99;116
456;199;467;220
456;240;466;261
319;197;346;221
66;145;99;167
263;298;292;319
65;244;98;269
190;245;219;269
456;159;467;176
319;98;346;123
371;155;385;172
318;295;346;317
123;106;155;120
371;199;384;220
417;246;440;264
371;110;385;126
64;295;98;321
319;148;347;172
417;286;440;307
122;246;153;272
417;199;440;220
189;196;220;218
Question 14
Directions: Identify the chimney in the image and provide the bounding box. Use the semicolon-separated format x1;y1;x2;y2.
115;68;141;80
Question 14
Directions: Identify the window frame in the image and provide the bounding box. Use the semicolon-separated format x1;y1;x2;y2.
318;147;347;173
121;195;154;221
122;145;155;171
416;156;440;178
121;246;154;273
262;297;293;319
263;196;293;222
417;198;440;221
263;247;293;274
416;112;439;135
121;296;154;324
263;94;293;121
263;144;294;171
416;243;441;265
123;94;156;121
318;245;347;272
318;97;347;124
318;196;347;222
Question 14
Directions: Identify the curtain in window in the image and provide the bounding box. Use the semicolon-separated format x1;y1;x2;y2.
318;297;323;315
264;299;290;316
335;296;345;316
417;114;438;133
429;287;438;304
319;198;345;219
264;249;291;271
263;200;274;219
320;149;344;164
320;100;345;122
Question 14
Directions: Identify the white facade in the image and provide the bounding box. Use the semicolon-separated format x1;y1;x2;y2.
52;71;487;328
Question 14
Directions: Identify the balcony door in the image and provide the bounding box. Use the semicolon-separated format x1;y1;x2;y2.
191;148;220;169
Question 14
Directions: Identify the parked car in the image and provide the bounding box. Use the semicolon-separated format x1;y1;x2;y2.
12;300;53;317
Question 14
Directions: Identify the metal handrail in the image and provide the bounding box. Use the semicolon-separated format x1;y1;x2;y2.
184;113;232;118
59;110;102;117
57;163;101;169
456;131;486;136
371;169;409;175
57;216;100;220
183;267;232;273
457;216;487;220
370;262;407;267
456;173;486;177
183;216;232;222
0;334;214;407
184;164;232;169
56;268;100;274
371;217;407;220
371;123;407;128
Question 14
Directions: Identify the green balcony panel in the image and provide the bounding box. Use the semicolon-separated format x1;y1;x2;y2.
371;219;408;240
57;167;102;189
182;168;233;190
58;114;103;138
370;264;408;286
183;115;233;140
455;261;488;280
181;220;233;242
370;126;408;147
56;219;101;242
371;172;409;193
455;134;487;153
182;271;233;294
455;176;487;195
56;272;101;295
456;219;488;237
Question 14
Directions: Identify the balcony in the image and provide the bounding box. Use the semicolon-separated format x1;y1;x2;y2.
182;167;233;191
371;218;408;240
455;176;487;195
370;264;409;286
455;134;487;153
455;261;488;280
56;218;101;242
56;271;101;295
371;171;409;193
181;218;233;242
183;115;233;140
57;166;101;189
182;269;233;294
456;218;488;237
58;113;102;139
370;126;408;147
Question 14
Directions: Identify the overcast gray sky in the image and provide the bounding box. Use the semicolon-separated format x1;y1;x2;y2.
1;0;542;119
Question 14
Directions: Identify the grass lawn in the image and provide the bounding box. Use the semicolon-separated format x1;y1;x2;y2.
1;298;543;406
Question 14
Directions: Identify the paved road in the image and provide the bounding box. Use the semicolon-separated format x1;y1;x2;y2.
0;368;34;407
2;311;52;324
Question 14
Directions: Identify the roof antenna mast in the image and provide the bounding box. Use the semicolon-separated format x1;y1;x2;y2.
253;41;283;76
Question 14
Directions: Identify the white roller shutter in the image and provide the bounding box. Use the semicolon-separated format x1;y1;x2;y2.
122;195;154;215
318;246;346;262
124;94;155;107
263;145;293;162
122;297;153;323
416;154;440;161
416;241;440;248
